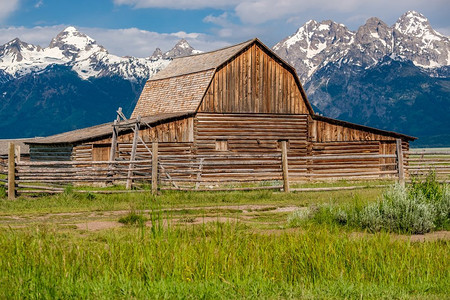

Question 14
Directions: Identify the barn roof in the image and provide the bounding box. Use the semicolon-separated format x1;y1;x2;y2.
150;39;255;80
26;112;193;145
131;39;256;118
132;38;315;118
313;115;417;141
0;139;31;155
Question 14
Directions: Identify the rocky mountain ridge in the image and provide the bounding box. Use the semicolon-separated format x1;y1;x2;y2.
0;27;199;81
273;11;450;82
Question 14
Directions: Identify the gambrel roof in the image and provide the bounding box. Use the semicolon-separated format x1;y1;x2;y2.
132;38;314;118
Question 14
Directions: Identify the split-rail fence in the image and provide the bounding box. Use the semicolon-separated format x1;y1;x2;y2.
1;142;449;199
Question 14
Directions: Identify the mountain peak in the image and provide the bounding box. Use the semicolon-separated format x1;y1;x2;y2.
62;26;79;34
49;26;96;50
48;26;104;61
394;11;435;37
164;39;196;58
174;38;192;49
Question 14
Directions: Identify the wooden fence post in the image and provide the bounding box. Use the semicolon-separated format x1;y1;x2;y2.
8;143;16;200
152;141;158;195
281;141;290;193
396;139;405;186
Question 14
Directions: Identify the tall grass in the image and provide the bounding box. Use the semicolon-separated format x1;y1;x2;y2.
0;222;448;299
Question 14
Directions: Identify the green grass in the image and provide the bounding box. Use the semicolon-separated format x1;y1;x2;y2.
0;182;448;299
0;184;385;216
0;222;448;299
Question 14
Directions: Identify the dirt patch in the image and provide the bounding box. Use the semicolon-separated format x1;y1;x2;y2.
176;216;239;225
395;231;450;242
75;221;123;231
350;230;450;242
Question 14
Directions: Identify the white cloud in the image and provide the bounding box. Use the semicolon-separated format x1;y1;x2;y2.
0;25;230;57
114;0;449;32
113;0;240;10
0;0;20;23
0;25;65;46
233;0;449;25
34;0;43;8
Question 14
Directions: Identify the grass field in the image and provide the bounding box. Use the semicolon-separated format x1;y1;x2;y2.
0;182;448;299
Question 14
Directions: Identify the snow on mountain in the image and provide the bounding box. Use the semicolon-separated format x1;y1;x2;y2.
393;11;450;68
273;11;450;81
274;20;354;80
0;27;200;81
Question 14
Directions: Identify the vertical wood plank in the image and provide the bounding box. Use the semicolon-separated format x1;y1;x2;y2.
126;117;140;189
281;140;290;193
109;120;118;161
152;141;159;194
396;138;405;186
8;142;15;200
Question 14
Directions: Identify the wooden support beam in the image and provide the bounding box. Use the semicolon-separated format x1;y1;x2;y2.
281;140;290;193
109;119;118;161
396;139;405;186
152;141;158;195
195;158;204;190
8;143;16;200
126;116;140;189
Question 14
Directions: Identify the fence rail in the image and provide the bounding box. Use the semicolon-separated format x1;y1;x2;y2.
405;150;450;181
2;142;450;198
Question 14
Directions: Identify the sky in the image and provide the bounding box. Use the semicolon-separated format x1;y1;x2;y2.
0;0;449;57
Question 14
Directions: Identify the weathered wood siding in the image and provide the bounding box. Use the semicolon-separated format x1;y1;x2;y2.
195;113;308;154
310;119;396;142
310;141;382;179
29;145;73;161
70;117;194;161
199;44;309;114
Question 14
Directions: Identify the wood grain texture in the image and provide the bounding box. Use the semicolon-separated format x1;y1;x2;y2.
199;44;309;114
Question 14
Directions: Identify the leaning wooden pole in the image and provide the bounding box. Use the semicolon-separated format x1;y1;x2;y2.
281;141;290;193
396;139;405;186
152;141;158;195
126;116;140;190
8;143;16;200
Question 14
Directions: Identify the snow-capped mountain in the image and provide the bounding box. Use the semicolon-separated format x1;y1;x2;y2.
0;27;202;140
274;11;450;82
273;11;450;146
0;26;200;81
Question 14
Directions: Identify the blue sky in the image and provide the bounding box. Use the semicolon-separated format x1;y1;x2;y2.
0;0;449;57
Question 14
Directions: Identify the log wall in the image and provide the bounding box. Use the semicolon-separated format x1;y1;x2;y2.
29;145;73;161
195;113;308;155
310;119;396;142
199;44;310;114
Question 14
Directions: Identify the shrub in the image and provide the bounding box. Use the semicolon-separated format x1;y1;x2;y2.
288;174;449;234
359;184;436;234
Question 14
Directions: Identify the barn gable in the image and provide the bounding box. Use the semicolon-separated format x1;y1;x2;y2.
132;38;314;117
198;41;312;114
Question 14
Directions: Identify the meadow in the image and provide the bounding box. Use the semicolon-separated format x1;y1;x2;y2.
0;181;448;299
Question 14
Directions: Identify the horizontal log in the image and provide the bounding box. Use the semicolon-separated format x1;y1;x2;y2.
406;158;450;162
17;160;153;166
310;170;397;177
160;177;282;183
161;185;283;192
289;154;396;160
406;151;450;155
291;185;389;192
17;184;65;191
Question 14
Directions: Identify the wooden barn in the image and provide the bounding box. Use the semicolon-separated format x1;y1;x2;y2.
25;38;415;183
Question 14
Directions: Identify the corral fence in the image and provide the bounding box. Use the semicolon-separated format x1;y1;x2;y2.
1;141;449;199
